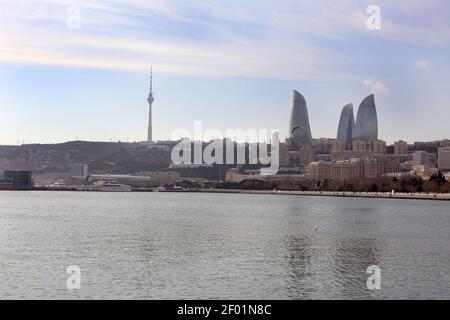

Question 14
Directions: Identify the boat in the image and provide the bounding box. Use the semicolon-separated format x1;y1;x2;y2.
94;180;132;192
154;186;188;192
47;180;71;190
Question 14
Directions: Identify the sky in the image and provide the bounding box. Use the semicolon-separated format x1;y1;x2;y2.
1;0;450;145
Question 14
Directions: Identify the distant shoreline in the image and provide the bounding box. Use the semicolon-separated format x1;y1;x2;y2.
2;187;450;201
197;188;450;201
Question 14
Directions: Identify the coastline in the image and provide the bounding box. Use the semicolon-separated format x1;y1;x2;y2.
2;187;450;201
197;188;450;201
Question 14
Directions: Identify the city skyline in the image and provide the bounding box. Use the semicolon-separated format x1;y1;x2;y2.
2;1;450;304
1;1;450;145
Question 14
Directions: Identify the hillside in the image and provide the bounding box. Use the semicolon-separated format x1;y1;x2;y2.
0;141;172;174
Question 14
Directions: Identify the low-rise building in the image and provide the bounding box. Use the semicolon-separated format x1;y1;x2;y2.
225;167;308;184
413;165;439;180
2;170;32;188
279;143;290;167
413;151;433;166
88;171;181;187
306;157;400;181
394;140;408;155
373;140;387;155
305;161;332;182
299;145;315;167
353;139;387;154
331;150;374;161
438;147;450;171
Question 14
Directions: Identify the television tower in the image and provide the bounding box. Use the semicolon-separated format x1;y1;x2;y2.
147;67;155;143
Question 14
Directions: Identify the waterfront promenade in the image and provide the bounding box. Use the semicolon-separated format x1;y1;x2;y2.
2;187;450;201
199;189;450;201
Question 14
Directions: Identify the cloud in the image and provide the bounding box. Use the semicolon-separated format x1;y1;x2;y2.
0;0;449;80
414;59;430;69
0;27;343;80
363;79;390;94
0;0;355;81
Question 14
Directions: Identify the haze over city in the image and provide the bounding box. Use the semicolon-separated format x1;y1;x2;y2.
1;0;450;145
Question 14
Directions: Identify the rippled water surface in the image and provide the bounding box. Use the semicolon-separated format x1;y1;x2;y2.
0;191;449;299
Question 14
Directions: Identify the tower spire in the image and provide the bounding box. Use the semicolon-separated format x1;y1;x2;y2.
150;67;153;94
147;67;155;143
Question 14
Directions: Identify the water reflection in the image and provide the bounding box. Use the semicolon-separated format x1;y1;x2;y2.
1;192;449;299
331;237;382;299
283;235;314;299
135;236;156;298
283;235;384;299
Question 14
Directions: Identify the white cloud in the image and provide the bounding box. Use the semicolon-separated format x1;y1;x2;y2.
414;59;430;69
0;27;342;80
0;0;449;79
363;79;390;94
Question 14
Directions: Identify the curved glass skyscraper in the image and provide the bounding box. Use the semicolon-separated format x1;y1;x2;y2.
353;94;378;140
337;103;355;150
288;90;313;149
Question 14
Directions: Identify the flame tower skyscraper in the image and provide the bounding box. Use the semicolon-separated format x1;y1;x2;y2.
353;94;378;141
147;68;154;143
337;103;355;150
287;90;313;149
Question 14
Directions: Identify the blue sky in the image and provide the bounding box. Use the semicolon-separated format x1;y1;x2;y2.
1;0;450;145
